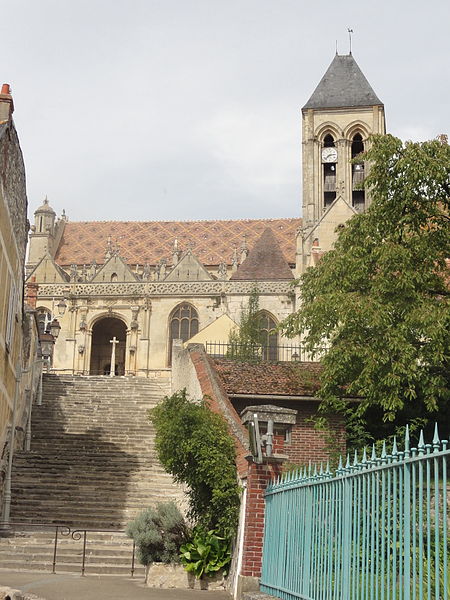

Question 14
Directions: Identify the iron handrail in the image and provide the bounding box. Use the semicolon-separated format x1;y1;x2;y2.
0;521;136;577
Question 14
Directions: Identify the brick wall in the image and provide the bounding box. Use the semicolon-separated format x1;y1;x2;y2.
176;345;347;590
240;458;284;578
187;344;250;477
232;397;346;466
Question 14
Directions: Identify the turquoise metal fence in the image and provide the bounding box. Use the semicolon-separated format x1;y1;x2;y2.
261;425;449;600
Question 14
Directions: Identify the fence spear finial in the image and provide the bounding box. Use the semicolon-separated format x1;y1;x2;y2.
433;423;440;450
381;440;387;460
362;447;367;464
404;424;410;450
418;429;425;448
404;424;410;457
371;444;376;462
392;436;398;456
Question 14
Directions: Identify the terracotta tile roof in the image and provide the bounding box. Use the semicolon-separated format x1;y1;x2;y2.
212;358;322;397
230;227;294;280
54;218;301;267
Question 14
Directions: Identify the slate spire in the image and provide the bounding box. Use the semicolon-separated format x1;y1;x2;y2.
230;228;294;281
303;54;382;110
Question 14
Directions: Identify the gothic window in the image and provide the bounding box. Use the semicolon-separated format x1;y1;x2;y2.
351;133;365;212
258;311;278;361
111;273;118;282
168;303;199;365
322;134;337;209
37;308;52;335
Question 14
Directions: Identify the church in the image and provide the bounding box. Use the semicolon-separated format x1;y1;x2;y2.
25;53;385;376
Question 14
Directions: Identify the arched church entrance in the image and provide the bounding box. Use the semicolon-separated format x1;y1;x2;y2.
89;317;127;375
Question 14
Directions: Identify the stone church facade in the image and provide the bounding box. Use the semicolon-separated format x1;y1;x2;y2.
25;53;385;376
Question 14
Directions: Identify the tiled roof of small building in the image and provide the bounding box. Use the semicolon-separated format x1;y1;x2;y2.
230;228;294;280
54;218;301;267
212;358;322;397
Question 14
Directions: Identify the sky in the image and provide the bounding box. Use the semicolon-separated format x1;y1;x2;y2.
2;0;449;222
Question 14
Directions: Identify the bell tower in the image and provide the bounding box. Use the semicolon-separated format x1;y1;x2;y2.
300;53;385;269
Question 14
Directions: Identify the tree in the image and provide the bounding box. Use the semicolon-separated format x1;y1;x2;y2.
281;135;450;443
227;286;264;360
149;390;241;539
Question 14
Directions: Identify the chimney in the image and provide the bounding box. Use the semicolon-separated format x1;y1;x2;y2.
25;276;39;309
0;83;14;123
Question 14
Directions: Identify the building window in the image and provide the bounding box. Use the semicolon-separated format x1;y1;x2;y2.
258;311;278;361
37;308;52;335
351;133;365;211
168;303;199;365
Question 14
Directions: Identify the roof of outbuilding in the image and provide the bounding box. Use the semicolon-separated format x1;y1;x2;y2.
54;218;301;267
303;54;383;110
230;227;295;281
212;358;322;397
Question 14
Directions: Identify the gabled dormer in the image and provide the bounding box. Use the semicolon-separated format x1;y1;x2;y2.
91;253;138;283
26;252;69;284
164;249;213;281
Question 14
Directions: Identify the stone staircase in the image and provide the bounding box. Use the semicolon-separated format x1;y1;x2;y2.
0;373;184;576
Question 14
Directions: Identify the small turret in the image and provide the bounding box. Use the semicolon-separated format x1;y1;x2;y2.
27;198;67;272
34;197;56;235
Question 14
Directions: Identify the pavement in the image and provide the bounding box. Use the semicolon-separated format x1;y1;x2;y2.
0;570;232;600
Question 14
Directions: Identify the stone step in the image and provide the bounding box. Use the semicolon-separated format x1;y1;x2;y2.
0;545;135;559
9;373;183;539
0;558;144;576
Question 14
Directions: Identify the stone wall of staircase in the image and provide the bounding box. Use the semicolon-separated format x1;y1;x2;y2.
10;374;184;529
0;374;185;575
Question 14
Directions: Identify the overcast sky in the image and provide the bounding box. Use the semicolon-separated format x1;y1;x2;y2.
2;0;449;222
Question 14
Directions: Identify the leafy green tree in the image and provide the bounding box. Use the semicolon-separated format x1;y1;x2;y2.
227;286;263;360
281;135;450;443
149;390;241;539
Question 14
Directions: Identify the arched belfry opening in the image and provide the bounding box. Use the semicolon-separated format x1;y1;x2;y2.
89;317;127;375
322;133;337;208
351;133;365;212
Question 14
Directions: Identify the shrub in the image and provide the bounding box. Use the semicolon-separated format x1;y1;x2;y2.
126;501;189;566
149;390;240;539
180;528;231;579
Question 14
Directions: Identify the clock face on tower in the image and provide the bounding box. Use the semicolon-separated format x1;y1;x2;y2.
321;147;338;163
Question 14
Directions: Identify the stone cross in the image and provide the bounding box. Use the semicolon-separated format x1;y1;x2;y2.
109;336;119;377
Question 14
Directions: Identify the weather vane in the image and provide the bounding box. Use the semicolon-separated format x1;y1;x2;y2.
348;28;354;54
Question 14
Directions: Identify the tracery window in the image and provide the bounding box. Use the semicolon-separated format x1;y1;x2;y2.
258;311;278;361
168;303;199;365
37;308;52;335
